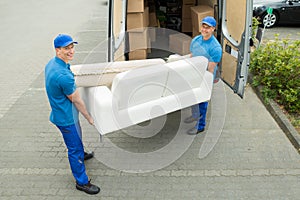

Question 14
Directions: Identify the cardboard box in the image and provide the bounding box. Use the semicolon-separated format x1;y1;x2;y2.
191;5;214;32
192;27;201;38
128;0;144;13
128;28;149;51
169;33;192;55
127;7;149;32
182;4;194;19
149;12;158;27
182;18;192;32
182;3;194;33
129;49;147;60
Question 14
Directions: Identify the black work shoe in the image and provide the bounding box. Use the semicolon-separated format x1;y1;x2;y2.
84;151;94;161
76;181;100;195
184;116;199;124
187;127;205;135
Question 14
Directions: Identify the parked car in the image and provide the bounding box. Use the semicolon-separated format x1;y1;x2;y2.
253;0;300;28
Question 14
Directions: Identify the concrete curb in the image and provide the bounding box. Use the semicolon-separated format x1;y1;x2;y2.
248;74;300;153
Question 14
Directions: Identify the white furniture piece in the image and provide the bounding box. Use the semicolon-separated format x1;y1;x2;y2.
71;58;166;88
74;56;213;135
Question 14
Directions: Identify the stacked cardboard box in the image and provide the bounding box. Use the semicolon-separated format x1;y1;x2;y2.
128;29;149;52
190;5;214;37
127;0;150;60
169;33;192;55
127;0;145;13
128;49;148;60
127;7;149;31
182;0;196;32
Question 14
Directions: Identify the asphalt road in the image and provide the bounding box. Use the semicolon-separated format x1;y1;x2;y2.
260;25;300;41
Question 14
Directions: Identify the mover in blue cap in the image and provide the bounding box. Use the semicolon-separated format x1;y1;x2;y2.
186;16;223;135
45;34;100;195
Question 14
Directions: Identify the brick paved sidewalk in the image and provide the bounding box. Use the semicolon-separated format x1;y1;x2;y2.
1;73;300;199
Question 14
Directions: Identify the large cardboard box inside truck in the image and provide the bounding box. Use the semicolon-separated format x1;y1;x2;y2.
181;3;195;32
127;7;149;31
191;5;214;32
127;0;144;13
169;33;192;55
128;28;149;51
128;49;147;60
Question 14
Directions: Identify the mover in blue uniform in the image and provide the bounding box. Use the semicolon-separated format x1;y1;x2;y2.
45;34;100;195
186;16;223;135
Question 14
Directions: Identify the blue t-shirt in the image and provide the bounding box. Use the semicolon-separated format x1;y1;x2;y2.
190;35;222;77
45;57;78;126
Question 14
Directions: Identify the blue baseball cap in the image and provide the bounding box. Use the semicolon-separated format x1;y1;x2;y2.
201;16;217;27
54;34;78;48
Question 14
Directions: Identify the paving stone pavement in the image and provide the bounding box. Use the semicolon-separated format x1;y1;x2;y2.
1;1;300;199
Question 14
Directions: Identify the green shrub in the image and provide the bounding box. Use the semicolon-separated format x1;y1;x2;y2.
251;17;260;40
250;35;300;114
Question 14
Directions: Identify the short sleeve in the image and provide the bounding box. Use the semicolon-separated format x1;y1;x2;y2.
210;46;222;63
57;73;76;96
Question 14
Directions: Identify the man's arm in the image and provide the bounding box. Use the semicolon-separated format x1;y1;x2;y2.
207;62;218;74
67;89;94;125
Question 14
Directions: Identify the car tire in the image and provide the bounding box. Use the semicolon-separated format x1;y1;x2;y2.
261;12;278;28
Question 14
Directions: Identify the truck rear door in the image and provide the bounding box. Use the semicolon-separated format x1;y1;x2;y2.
219;0;253;97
